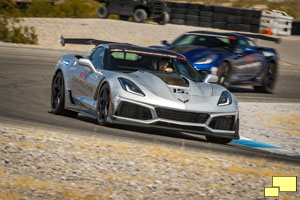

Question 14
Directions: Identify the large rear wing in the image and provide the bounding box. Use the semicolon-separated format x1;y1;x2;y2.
60;36;114;46
234;33;281;44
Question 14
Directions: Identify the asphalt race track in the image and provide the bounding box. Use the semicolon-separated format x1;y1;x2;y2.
0;45;300;163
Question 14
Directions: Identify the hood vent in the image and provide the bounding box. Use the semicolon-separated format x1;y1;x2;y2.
151;72;189;87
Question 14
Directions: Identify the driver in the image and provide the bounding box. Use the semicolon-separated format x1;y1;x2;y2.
158;58;173;73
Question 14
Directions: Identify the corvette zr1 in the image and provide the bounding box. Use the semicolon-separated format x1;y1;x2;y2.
50;37;239;144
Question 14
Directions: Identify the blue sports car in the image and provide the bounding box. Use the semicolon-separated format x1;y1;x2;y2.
151;31;280;93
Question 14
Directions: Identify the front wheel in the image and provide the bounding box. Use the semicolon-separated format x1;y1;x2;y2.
254;62;277;93
133;9;147;23
206;136;232;144
97;5;108;19
97;83;110;125
156;12;170;25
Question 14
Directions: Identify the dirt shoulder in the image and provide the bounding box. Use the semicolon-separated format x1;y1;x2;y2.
0;123;299;200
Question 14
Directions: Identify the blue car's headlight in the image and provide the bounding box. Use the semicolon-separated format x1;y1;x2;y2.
195;55;217;65
118;78;145;96
218;91;232;106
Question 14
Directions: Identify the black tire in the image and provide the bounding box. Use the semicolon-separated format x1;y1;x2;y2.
133;9;147;23
173;2;187;8
171;19;185;25
239;24;251;32
51;72;78;117
213;14;227;22
250;25;259;33
97;5;108;19
171;14;185;20
200;11;213;17
226;24;241;31
166;2;175;8
228;7;242;16
252;10;262;18
187;3;200;10
254;62;277;93
185;20;199;27
213;22;226;29
186;14;199;21
199;22;212;28
199;5;213;11
119;15;129;20
240;9;253;17
97;83;111;125
251;17;260;25
241;17;252;24
157;12;170;25
217;62;231;88
206;136;232;144
200;16;212;23
214;6;229;14
171;8;186;14
187;9;199;15
227;15;242;24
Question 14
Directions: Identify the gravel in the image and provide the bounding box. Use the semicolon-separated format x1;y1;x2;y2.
239;102;300;154
0;123;299;200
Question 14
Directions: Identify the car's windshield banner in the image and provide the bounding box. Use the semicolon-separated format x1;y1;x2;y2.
110;49;178;58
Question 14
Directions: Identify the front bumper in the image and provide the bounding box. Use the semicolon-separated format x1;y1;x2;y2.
108;98;239;139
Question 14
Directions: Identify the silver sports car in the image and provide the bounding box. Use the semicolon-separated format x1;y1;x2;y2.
51;37;239;144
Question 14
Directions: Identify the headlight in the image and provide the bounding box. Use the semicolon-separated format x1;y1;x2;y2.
263;51;274;57
118;77;145;96
218;91;232;106
194;55;217;65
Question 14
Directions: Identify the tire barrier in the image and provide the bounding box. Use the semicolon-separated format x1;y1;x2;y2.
167;2;262;33
292;22;300;36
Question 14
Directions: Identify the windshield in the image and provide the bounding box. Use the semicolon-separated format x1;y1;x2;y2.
172;34;237;52
105;50;203;82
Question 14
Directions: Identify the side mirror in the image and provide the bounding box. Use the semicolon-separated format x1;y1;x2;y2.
204;74;218;83
161;40;169;46
78;58;96;73
243;48;256;54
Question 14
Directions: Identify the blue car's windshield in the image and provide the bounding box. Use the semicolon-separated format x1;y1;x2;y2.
172;34;237;52
105;50;203;82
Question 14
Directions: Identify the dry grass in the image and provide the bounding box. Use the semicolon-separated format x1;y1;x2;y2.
0;191;21;200
257;113;300;136
1;125;300;199
1;174;105;200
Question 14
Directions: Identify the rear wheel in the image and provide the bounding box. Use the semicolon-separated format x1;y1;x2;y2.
97;83;110;125
133;9;147;23
51;72;78;117
156;12;170;25
97;5;108;19
206;136;232;144
217;62;231;88
254;62;277;93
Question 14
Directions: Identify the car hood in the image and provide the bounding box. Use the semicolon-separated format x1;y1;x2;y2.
124;70;213;98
